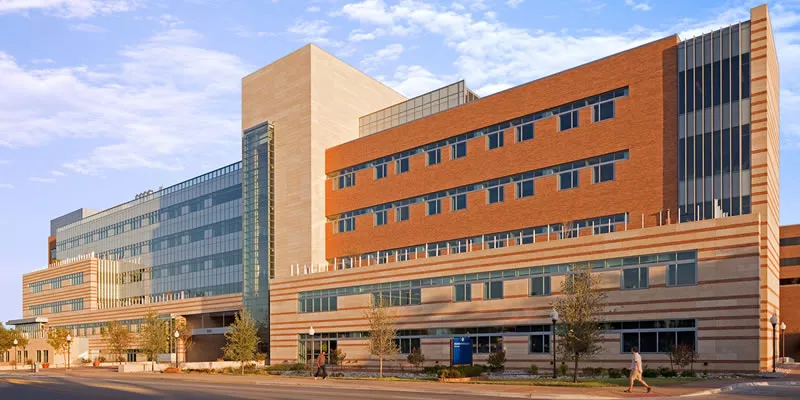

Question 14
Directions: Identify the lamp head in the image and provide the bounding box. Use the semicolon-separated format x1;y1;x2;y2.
66;334;72;342
308;326;315;336
550;308;559;322
13;339;17;346
771;314;779;326
174;330;180;338
781;322;787;331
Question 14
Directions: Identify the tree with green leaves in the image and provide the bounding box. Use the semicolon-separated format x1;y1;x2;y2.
139;311;169;372
0;325;14;354
223;309;260;375
101;321;132;364
554;263;606;382
365;298;398;378
47;327;70;368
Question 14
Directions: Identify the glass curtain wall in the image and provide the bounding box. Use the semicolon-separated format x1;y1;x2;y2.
678;22;752;222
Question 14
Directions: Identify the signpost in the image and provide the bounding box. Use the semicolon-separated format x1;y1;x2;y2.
452;337;473;366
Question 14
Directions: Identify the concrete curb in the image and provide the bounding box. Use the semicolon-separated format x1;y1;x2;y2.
680;380;800;397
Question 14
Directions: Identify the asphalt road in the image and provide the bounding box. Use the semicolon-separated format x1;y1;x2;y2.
705;382;800;399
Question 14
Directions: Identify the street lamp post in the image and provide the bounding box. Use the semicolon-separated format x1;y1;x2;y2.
308;326;315;377
770;315;778;373
781;322;787;363
174;330;180;369
66;334;72;371
13;338;18;370
550;308;558;379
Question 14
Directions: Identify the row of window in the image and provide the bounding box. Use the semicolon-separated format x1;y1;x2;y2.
781;237;800;247
334;87;629;189
107;282;242;310
781;258;800;268
29;272;84;293
57;184;241;251
29;298;84;315
333;150;629;232
332;213;627;270
298;251;698;313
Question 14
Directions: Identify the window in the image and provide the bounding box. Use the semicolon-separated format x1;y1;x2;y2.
449;239;469;254
593;163;615;184
427;148;441;166
667;263;697;287
517;123;534;142
487;130;504;150
516;180;534;198
375;210;388;226
373;288;422;307
454;283;472;302
299;296;338;313
622;267;649;290
593;100;615;122
621;329;696;353
559;170;579;190
559;110;579;131
375;164;388;180
451;141;467;159
472;336;503;354
427;199;442;216
338;173;355;189
484;280;504;300
451;194;467;211
485;233;507;249
530;276;551;296
395;338;421;354
337;217;355;233
529;335;551;353
396;206;409;222
487;186;504;204
396;158;409;174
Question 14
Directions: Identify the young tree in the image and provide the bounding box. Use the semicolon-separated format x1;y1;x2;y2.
47;328;70;368
101;321;132;364
330;348;347;370
223;309;260;375
365;299;399;378
0;325;13;354
554;263;606;382
669;344;697;373
140;311;169;372
407;347;425;372
175;318;194;364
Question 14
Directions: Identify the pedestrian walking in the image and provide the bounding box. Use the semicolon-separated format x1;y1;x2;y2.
314;351;328;380
624;347;652;393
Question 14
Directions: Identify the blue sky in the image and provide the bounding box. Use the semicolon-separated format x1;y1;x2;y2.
0;0;798;322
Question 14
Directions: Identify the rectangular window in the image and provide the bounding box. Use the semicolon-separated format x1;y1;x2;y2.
559;170;579;190
559;110;579;131
454;283;472;302
622;267;649;290
395;338;421;354
484;280;504;300
451;141;467;159
667;263;697;287
473;336;503;354
396;158;409;174
396;206;409;222
451;194;467;211
487;186;504;204
516;180;534;198
337;217;356;233
375;210;388;226
516;123;534;142
427;199;442;216
593;163;615;183
530;276;551;296
593;101;615;122
337;173;355;189
375;164;387;180
487;130;504;150
427;148;441;166
373;289;421;307
529;335;551;353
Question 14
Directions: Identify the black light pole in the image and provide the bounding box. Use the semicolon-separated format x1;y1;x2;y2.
174;330;180;369
13;338;18;370
770;315;778;373
550;308;558;378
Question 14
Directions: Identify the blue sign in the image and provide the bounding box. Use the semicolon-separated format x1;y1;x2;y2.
452;337;473;365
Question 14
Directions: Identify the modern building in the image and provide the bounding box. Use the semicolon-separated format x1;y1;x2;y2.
780;225;800;359
6;3;790;373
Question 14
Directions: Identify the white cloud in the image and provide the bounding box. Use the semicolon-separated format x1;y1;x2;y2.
307;6;320;12
0;183;13;189
349;28;385;41
383;64;450;97
231;26;274;38
29;177;56;183
69;23;107;33
625;0;651;12
0;28;250;175
506;0;524;7
287;19;331;41
361;43;404;68
50;170;65;176
0;0;140;18
32;58;54;64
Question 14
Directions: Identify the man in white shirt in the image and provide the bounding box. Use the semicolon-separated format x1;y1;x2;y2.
624;347;652;393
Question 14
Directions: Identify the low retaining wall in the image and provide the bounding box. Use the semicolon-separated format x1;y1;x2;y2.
117;361;246;373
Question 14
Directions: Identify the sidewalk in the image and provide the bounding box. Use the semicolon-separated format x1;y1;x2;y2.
40;367;763;399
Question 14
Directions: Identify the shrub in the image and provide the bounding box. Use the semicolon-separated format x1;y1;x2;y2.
424;364;448;376
643;366;659;378
529;364;538;375
681;370;697;377
407;348;425;371
559;362;569;377
439;368;463;379
582;366;594;376
457;365;484;378
96;356;107;363
265;362;306;371
621;367;631;377
487;350;506;371
660;367;677;377
608;368;622;378
594;368;606;377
